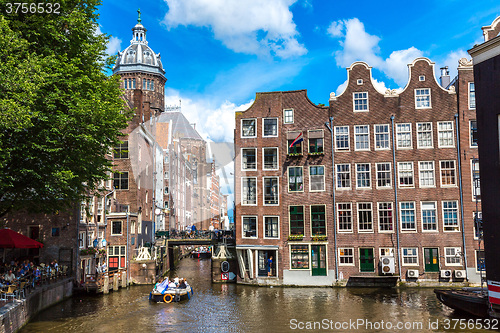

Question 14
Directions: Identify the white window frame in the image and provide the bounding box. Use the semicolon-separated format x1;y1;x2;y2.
471;159;481;200
374;124;390;150
398;162;414;188
111;220;123;236
415;88;431;109
470;120;478;148
378;202;394;233
263;216;280;239
400;201;416;232
445;247;462;266
262;117;278;137
262;147;279;170
375;162;391;189
334;126;350;151
309;165;325;192
241;148;257;171
402;247;419;266
356;163;371;189
469;82;475;110
437;121;454;148
442;200;460;232
354;125;370;151
263;176;279;206
416;122;433;149
396;123;412;149
421;201;438;232
242;215;258;238
357;202;373;232
353;92;369;112
337;203;353;233
338;248;355;266
336;164;351;190
241;177;257;206
283;108;294;124
473;211;482;240
439;160;457;187
418;161;435;188
241;118;257;138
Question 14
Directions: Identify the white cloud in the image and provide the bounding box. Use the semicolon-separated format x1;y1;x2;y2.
335;79;347;96
162;0;307;58
328;18;424;88
439;49;469;81
164;88;253;143
96;26;122;56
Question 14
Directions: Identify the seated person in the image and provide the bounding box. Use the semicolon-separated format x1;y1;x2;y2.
178;279;187;289
4;270;16;283
167;280;176;289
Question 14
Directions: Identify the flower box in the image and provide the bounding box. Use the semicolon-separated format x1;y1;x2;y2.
287;234;304;241
312;235;328;242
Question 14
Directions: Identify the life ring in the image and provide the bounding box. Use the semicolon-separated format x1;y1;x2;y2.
163;294;173;303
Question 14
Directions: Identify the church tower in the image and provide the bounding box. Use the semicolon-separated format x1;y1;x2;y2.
113;9;166;116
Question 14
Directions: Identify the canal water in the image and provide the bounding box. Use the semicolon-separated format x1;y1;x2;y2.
20;258;495;332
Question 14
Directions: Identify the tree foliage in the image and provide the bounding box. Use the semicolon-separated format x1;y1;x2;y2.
0;0;130;217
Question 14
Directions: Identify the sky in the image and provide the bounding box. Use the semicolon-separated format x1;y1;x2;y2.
97;0;500;211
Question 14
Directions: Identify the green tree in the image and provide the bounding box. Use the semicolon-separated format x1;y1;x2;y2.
0;1;130;218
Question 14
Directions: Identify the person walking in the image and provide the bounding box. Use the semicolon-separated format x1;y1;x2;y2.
267;256;273;277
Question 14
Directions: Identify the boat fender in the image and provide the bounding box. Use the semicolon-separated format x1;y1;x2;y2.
164;294;173;303
187;292;190;300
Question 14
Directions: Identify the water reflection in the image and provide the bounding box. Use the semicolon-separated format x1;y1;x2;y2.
20;258;491;332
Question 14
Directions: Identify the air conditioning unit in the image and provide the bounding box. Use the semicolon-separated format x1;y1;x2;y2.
407;269;419;278
440;269;452;278
454;270;466;278
380;256;395;274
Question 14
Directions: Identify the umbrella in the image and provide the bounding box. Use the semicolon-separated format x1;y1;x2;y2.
0;228;43;262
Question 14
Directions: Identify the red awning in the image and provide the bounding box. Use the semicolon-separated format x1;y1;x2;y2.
0;229;43;248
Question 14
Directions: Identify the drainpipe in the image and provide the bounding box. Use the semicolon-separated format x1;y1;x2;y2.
127;211;130;286
325;117;338;281
390;115;402;279
455;113;469;279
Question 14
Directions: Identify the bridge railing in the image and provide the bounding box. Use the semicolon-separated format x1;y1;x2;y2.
160;230;235;241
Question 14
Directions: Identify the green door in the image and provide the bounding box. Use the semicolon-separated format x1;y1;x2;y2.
424;248;439;272
311;245;327;276
359;248;374;272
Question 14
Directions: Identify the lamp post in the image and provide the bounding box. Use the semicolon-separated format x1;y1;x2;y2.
325;116;338;281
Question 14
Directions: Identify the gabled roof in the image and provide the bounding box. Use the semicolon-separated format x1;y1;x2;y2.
157;111;204;141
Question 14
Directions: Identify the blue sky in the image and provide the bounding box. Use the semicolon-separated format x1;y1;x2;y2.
98;0;500;210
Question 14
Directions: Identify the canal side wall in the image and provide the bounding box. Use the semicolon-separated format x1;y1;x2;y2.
0;278;73;333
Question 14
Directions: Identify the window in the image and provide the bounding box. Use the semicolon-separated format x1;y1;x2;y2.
241;119;256;137
400;202;416;231
476;250;485;272
470;120;478;147
354;125;369;150
336;164;351;189
311;205;326;236
338;203;352;232
79;231;86;249
263;118;278;137
339;248;354;265
396;123;412;149
124;78;136;90
335;126;349;150
474;211;483;239
417;122;433;148
290;245;309;269
288;167;303;192
309;166;325;191
80;202;87;223
358;202;373;232
242;216;257;238
113;141;129;159
438;121;454;148
263;148;278;170
263;177;279;205
378;202;393;232
398;162;414;187
143;79;154;90
264;216;279;238
374;124;390;149
112;221;123;235
442;201;459;231
284;109;294;124
440;160;456;186
445;247;462;265
419;161;435;187
376;163;391;188
113;172;129;190
108;245;126;270
421;202;437;231
419;75;425;81
402;248;418;265
356;163;371;188
357;79;363;85
415;88;431;108
469;82;476;109
241;148;257;170
289;206;304;235
242;177;257;205
308;130;324;154
472;159;480;200
353;92;368;111
287;131;303;155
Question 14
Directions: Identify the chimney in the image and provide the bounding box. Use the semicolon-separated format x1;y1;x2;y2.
440;66;450;88
191;123;196;130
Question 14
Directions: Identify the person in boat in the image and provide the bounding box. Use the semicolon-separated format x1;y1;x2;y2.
168;280;177;289
178;279;187;289
155;277;170;294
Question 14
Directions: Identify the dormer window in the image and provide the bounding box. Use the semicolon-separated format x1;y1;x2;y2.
419;75;425;82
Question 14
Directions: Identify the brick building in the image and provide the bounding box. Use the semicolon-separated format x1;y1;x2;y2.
235;57;482;286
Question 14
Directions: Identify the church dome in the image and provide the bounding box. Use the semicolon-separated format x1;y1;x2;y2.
113;12;166;79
